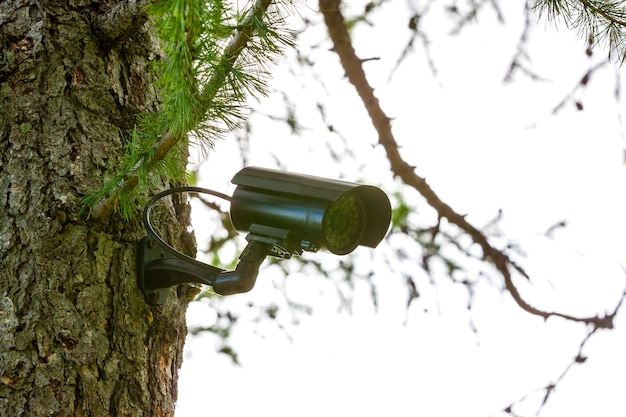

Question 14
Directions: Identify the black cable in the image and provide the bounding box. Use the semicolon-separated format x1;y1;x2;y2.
143;186;232;273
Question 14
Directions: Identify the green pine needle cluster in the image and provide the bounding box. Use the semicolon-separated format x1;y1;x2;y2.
83;0;293;219
534;0;626;61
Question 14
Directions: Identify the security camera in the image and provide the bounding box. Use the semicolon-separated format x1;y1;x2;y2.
230;166;391;256
137;167;391;303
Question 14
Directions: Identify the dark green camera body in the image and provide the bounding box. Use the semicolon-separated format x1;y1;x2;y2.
230;167;391;256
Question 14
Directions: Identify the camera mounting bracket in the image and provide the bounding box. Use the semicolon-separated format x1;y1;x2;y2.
137;236;174;305
137;236;226;305
137;235;273;305
137;186;274;305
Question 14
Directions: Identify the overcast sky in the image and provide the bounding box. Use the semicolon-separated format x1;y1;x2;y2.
175;2;626;416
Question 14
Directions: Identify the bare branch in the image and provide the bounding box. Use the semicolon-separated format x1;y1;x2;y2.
319;0;615;329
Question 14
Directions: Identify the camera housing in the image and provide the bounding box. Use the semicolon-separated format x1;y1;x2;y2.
230;166;391;256
137;167;392;303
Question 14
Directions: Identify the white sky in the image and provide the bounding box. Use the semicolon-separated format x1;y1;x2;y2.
176;2;626;416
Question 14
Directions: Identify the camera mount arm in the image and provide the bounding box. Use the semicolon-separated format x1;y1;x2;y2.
211;239;273;295
137;186;274;305
137;236;272;304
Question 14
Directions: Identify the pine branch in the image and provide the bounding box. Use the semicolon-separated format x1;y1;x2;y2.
579;0;626;27
319;0;616;329
534;0;626;61
89;0;278;221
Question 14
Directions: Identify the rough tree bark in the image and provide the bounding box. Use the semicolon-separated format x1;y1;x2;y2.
0;1;196;416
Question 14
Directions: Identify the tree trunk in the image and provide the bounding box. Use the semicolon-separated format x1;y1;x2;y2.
0;1;195;416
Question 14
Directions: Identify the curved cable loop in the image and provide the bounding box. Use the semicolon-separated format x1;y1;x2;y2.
143;186;233;273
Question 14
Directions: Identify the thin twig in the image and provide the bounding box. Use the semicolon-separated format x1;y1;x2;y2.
503;283;626;416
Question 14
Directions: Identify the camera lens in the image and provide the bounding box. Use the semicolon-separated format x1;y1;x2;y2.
322;193;365;254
